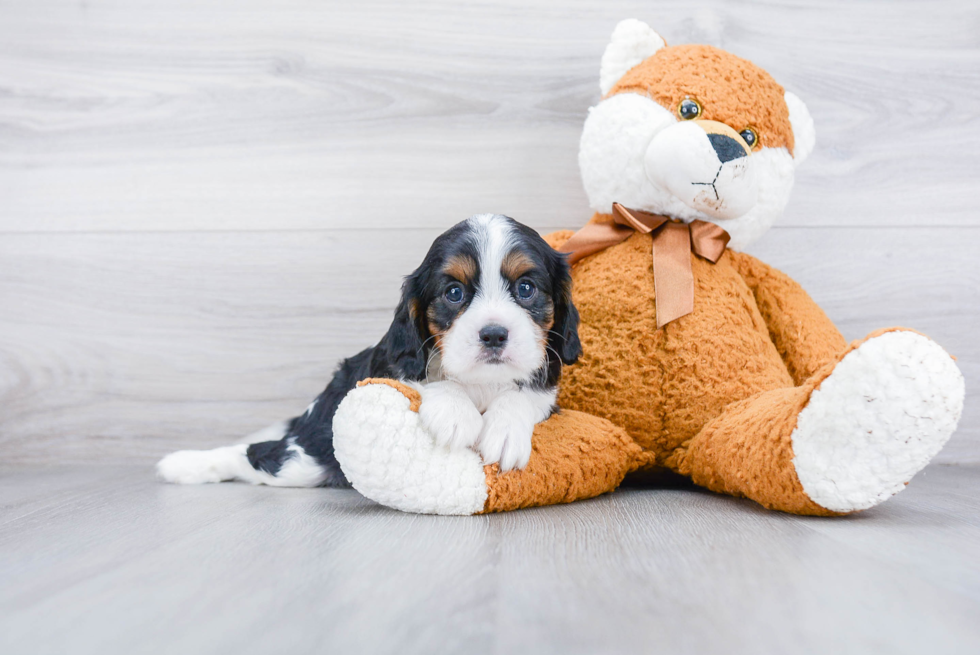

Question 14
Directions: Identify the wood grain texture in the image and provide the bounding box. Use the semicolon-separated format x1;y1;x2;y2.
1;0;978;232
0;0;977;464
1;226;976;463
1;463;979;654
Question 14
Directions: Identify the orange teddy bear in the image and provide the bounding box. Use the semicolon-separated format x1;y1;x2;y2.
331;20;965;516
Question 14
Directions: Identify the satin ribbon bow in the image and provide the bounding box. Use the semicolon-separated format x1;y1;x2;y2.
558;203;731;328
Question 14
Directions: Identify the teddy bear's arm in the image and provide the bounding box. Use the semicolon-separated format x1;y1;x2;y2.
729;251;847;385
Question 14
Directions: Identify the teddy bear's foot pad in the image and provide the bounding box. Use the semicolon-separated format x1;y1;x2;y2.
792;331;964;513
333;383;488;515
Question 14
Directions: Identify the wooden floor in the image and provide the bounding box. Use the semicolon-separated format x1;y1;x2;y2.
3;2;979;653
1;0;978;465
1;464;979;654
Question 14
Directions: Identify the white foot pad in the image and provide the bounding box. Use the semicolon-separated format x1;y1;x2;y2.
333;384;488;515
792;331;965;512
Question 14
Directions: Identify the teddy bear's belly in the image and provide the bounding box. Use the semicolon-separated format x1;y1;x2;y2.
557;232;794;459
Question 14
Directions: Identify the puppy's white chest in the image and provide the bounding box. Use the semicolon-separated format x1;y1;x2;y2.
462;381;518;413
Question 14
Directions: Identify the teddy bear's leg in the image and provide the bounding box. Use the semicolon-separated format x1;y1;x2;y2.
332;379;645;515
666;329;965;516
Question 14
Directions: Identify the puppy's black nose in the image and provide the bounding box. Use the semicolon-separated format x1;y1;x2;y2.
708;133;748;163
479;325;508;349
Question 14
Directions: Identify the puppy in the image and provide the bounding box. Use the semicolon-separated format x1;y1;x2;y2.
157;214;581;487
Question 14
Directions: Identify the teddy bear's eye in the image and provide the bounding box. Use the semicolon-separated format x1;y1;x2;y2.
739;128;759;149
678;98;701;120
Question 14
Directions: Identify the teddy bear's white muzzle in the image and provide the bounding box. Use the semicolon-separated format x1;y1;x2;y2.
644;121;759;220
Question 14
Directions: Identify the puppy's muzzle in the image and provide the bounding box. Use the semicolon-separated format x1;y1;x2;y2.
479;324;509;351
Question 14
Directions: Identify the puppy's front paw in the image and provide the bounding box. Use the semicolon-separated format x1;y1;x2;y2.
477;406;533;472
419;384;484;451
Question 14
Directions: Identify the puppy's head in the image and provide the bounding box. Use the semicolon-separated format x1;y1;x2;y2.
380;214;580;386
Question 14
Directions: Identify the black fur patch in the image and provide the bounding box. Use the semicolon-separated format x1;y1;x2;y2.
245;216;580;487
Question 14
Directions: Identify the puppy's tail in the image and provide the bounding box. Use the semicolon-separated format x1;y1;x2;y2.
156;418;332;488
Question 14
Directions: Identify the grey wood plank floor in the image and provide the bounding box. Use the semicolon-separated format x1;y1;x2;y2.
2;0;978;464
1;464;979;655
3;2;979;653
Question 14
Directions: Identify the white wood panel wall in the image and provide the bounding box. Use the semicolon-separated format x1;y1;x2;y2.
1;0;977;464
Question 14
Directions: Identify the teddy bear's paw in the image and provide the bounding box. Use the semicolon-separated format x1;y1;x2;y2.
791;330;965;513
332;382;488;515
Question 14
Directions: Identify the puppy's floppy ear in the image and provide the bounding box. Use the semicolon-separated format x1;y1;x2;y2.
550;254;582;365
377;269;430;381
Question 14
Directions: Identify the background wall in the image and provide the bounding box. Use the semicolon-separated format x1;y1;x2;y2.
1;0;977;465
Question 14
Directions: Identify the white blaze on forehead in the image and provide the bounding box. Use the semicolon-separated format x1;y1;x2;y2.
471;213;516;305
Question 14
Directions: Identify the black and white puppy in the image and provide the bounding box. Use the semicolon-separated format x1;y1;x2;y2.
157;214;581;487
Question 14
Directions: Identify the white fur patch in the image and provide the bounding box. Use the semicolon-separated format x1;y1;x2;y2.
580;93;677;216
579;92;797;251
418;380;485;451
785;91;815;163
644;121;759;219
271;440;331;487
477;387;556;471
439;214;544;385
332;383;488;515
406;213;558;475
156;444;254;485
599;19;666;95
156;438;327;487
792;331;965;512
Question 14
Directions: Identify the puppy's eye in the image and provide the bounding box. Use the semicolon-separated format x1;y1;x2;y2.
739;128;759;149
678;98;701;120
445;284;464;304
516;280;536;300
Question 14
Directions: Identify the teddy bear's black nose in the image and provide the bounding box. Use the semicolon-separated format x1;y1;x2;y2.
708;133;748;163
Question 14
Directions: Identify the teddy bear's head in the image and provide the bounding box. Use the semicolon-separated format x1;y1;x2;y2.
579;19;815;250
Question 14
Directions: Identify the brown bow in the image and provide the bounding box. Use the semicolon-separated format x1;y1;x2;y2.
558;203;730;328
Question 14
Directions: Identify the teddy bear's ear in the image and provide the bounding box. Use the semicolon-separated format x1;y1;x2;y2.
785;91;816;164
599;19;666;95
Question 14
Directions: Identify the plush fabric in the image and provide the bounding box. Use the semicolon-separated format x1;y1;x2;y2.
335;379;647;515
358;378;422;411
330;19;964;517
610;44;795;152
480;409;647;513
728;252;847;384
552;220;799;458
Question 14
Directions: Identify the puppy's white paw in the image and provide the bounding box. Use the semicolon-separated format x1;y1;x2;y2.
477;404;533;471
419;382;484;451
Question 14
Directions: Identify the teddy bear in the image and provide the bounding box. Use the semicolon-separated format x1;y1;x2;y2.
329;19;965;516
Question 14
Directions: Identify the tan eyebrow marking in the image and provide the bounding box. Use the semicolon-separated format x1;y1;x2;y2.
443;255;477;285
501;250;535;281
